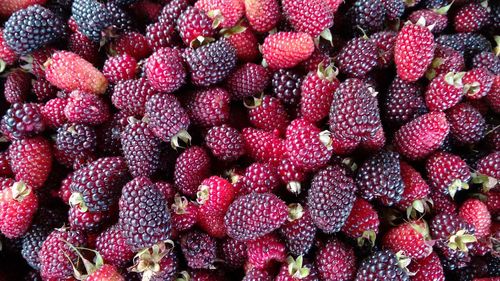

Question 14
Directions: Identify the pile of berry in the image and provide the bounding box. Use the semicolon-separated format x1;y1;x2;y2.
0;0;498;280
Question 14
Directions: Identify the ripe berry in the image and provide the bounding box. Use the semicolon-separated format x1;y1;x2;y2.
336;37;378;78
0;181;38;238
2;102;45;139
102;54;138;84
226;63;270;100
282;0;333;37
271;69;303;106
145;47;186;93
384;77;426;126
279;203;316;256
186;87;230;127
446;103;486;145
111;78;157;116
248;95;289;134
205;125;245;161
426;152;470;198
307;165;356;233
175;146;211;197
176;6;215;48
180;230;217;269
55;123;96;167
64;91;110;125
95;225;134;268
315;239;357;281
261;32;315;70
355;250;410;281
244;0;280;33
9;137;52;189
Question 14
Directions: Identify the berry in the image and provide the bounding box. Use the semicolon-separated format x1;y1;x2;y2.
285;120;333;171
2;102;45;139
271;69;303;106
185;42;236;87
102;54;138;84
64;91;110;125
4;69;31;104
458;199;491;239
194;0;244;28
382;0;404;20
426;45;465;80
242;127;286;165
462;67;494;100
394;20;436;82
186;87;230;127
111;78;157;116
32;78;57;102
171;194;198;233
408;252;445;281
55;123;96;167
348;0;386;33
87;264;124;281
282;0;333;37
39;228;87;280
41;98;67;128
355;250;410;281
9;137;52;189
95;225;134;268
226;63;270;100
45;51;108;95
225;192;288;241
0;181;38;238
180;230;217;269
328;78;383;155
68;32;99;65
71;0;114;43
244;0;280;33
315;239;357;281
384;77;426;126
426;152;470;198
176;6;215;48
69;157;129;212
246;233;286;269
336;37;378;78
307;165;356;233
205;125;245;161
396;161;430;213
341;198;379;242
220;238;247;268
248;95;289;134
409;8;449;34
277;159;306;194
175;146;211;197
243;269;272;281
446;103;486;145
145;47;186;93
454;2;490;33
119;177;171;251
261;32;315;70
279;203;316;256
393;112;449;160
382;220;432;259
121;118;161;178
224;24;259;62
426;72;465;111
371;31;397;68
356;150;404;206
110;31;151;58
3;5;65;55
196;176;235;238
241;162;279;194
300;64;340;122
158;0;189;25
145;94;191;146
473;52;500;75
21;223;52;270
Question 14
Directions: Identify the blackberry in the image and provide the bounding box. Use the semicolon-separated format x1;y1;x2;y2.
421;0;448;9
4;69;31;104
487;255;500;276
384;77;427;126
472;52;500;75
39;229;87;280
271;69;303;105
316;239;357;281
2;103;45;140
46;0;74;19
95;225;134;268
226;63;270;100
72;0;114;43
307;165;356;233
349;0;386;33
355;250;410;281
176;6;216;47
119;177;171;251
158;0;190;25
180;230;217;269
225;192;288;241
32;78;57;102
446;103;486;145
185;87;230;127
205;125;245;161
68;207;111;233
356;151;404;206
184;39;237;87
55;123;96;166
111;78;157;116
279;204;316;256
220;238;247;268
121;118;161;178
145;94;191;146
382;0;404;20
105;1;132;31
69;157;129;212
464;33;492;59
174;146;211;196
112;0;138;6
3;5;65;55
336;37;378;78
145;21;179;51
21;224;51;270
243;269;273;281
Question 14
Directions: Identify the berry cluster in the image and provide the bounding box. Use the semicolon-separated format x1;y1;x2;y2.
0;0;498;280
